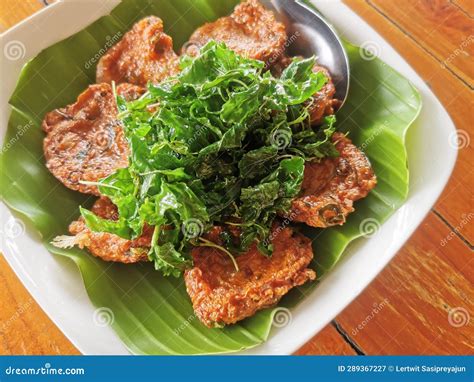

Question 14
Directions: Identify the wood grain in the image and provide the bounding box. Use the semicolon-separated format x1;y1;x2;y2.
335;212;473;355
0;0;43;32
0;0;472;356
296;324;357;355
344;0;474;245
0;256;79;355
452;0;474;17
370;0;473;86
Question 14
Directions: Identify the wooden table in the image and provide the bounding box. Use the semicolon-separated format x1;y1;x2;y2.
0;0;472;355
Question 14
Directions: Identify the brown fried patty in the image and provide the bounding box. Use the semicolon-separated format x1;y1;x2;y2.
290;132;377;227
68;197;152;263
309;65;341;125
42;83;144;195
96;16;180;86
182;0;287;65
184;226;315;327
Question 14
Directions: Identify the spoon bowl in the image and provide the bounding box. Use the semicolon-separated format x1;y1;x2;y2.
261;0;350;106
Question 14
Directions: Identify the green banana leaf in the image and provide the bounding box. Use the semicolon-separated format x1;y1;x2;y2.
0;0;421;354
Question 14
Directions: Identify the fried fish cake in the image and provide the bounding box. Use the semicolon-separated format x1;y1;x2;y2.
308;65;341;125
290;132;377;227
96;16;180;86
182;0;287;65
184;227;315;327
64;197;152;263
42;83;144;195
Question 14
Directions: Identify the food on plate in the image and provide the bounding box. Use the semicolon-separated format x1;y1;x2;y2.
96;16;180;86
54;197;152;263
290;133;377;227
182;0;286;65
308;65;342;125
185;226;315;327
66;42;334;275
42;83;145;195
44;0;376;327
272;56;341;125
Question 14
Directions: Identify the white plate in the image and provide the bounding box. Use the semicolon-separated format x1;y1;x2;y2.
0;0;457;355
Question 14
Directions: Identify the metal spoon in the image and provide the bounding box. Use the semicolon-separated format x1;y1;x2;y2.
261;0;350;107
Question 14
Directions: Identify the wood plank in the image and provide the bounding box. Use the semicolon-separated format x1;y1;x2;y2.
296;324;357;355
0;256;79;355
0;0;43;30
451;0;474;17
336;212;473;354
370;0;473;86
344;0;474;244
